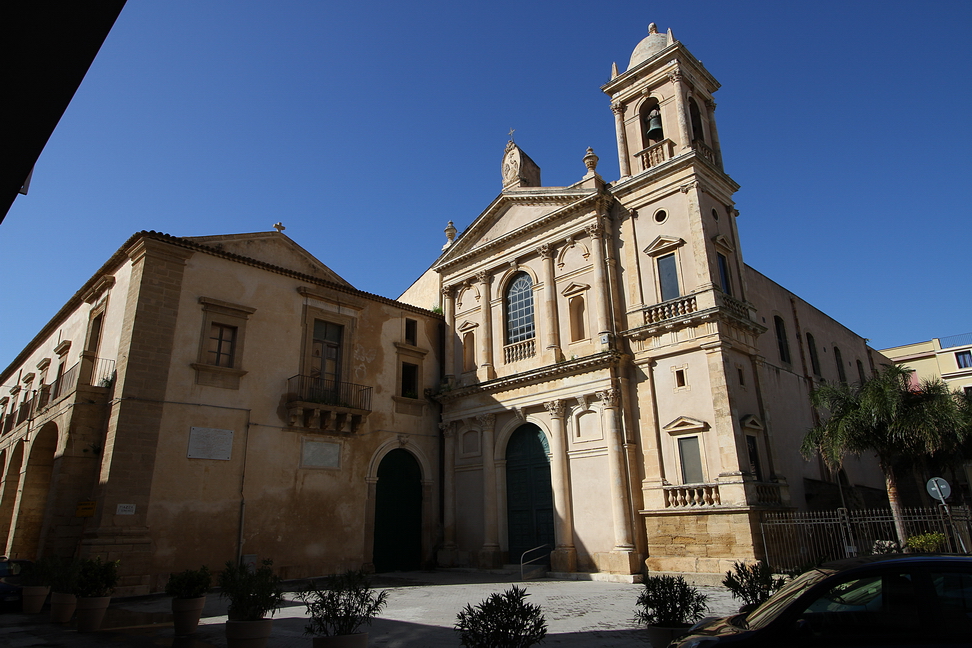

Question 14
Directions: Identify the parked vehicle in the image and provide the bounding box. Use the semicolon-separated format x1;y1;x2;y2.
671;555;972;648
0;559;31;607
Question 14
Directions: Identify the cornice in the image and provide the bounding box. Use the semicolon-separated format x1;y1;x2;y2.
434;351;620;401
609;150;740;203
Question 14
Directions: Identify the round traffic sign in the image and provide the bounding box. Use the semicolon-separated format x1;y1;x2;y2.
926;477;951;502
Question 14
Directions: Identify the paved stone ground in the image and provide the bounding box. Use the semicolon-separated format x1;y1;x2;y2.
0;570;739;647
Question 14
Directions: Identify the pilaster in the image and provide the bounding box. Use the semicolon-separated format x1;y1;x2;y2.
543;400;576;572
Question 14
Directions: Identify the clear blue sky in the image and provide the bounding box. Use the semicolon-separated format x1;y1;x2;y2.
2;1;970;367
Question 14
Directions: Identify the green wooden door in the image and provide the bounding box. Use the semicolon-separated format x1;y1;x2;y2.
373;449;422;572
505;424;554;564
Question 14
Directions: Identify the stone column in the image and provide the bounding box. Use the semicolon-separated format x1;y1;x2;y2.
442;286;456;385
612;102;631;177
597;388;638;572
476;272;495;380
477;413;502;568
586;221;611;346
438;421;458;566
706;99;723;168
537;244;562;363
669;68;691;150
544;400;576;572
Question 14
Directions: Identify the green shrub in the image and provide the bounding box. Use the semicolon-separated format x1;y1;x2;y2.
721;561;787;607
635;575;708;627
165;566;212;599
75;558;119;598
300;570;388;636
455;585;547;648
218;559;284;621
905;532;947;553
871;539;901;554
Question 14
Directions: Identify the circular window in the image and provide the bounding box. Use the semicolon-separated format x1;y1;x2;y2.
653;209;668;224
711;208;719;221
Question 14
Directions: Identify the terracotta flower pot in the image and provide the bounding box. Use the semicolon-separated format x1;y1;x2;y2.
312;633;369;648
171;595;207;635
225;618;274;648
76;595;111;632
21;585;50;614
49;591;77;623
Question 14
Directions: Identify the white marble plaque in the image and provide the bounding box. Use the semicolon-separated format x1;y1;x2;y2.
187;427;234;460
116;503;136;515
301;439;341;469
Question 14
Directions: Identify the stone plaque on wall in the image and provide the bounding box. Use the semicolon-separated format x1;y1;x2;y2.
187;427;234;460
301;439;341;469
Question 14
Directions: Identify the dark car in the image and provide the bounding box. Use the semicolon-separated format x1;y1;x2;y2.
0;559;31;608
672;554;972;648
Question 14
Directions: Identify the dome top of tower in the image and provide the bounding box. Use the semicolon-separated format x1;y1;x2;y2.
627;23;674;71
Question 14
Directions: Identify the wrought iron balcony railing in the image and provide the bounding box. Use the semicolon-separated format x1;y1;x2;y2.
286;375;372;412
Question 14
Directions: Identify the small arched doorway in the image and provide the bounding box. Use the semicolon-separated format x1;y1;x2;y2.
505;424;554;564
373;449;422;572
8;423;58;558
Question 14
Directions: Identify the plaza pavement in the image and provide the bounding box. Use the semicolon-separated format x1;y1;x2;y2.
0;570;739;647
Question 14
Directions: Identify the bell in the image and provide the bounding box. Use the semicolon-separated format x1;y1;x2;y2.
645;114;664;141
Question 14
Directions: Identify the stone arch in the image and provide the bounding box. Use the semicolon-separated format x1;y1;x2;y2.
0;445;18;553
367;438;433;484
371;447;424;572
556;239;590;270
7;422;58;559
494;413;551;462
456;283;481;311
494;264;540;295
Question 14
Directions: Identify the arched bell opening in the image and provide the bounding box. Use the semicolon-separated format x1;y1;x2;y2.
689;97;705;144
640;98;664;148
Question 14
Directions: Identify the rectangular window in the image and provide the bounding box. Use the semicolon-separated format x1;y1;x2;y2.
746;435;763;482
717;253;732;295
401;362;419;399
312;320;343;382
208;324;237;367
405;318;418;346
956;351;972;369
774;316;791;364
658;253;680;302
678;436;704;484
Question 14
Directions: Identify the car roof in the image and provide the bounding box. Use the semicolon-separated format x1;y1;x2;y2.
821;553;972;572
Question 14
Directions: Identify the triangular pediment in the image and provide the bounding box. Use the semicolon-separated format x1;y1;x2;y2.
712;234;735;253
644;235;685;257
186;232;351;286
740;415;764;431
433;188;599;269
561;282;590;297
457;320;479;332
662;416;709;434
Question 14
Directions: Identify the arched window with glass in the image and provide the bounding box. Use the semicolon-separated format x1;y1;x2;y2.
504;273;536;363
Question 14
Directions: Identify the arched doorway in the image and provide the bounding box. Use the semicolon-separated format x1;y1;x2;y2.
8;423;57;559
506;424;554;564
373;449;422;572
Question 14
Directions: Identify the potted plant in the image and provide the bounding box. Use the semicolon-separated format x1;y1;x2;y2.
635;574;708;648
721;561;786;613
165;565;211;635
49;557;80;623
454;585;547;648
74;557;119;632
20;556;56;613
299;570;389;647
218;558;284;648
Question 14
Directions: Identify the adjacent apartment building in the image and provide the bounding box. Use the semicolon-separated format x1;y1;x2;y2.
0;24;890;593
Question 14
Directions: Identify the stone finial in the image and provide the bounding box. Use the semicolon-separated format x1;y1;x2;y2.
443;221;457;250
611;61;619;79
583;147;599;174
648;22;658;34
667;28;674;45
272;222;285;233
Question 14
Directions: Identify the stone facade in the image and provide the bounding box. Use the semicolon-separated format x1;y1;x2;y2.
0;25;891;588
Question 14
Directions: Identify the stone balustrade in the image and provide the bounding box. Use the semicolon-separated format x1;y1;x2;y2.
635;139;674;170
664;483;721;508
644;295;698;324
503;338;536;364
748;481;784;506
692;139;717;165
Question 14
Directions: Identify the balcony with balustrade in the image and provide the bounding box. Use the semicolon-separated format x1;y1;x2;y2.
285;374;373;434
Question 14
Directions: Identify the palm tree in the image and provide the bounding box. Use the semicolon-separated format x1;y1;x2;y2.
802;364;966;545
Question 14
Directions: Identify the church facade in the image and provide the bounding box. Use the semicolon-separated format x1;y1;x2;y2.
0;25;889;591
400;24;888;577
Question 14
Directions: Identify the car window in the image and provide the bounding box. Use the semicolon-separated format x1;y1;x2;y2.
746;568;834;629
928;571;972;635
800;572;920;636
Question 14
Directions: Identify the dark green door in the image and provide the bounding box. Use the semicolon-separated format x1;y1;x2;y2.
373;449;422;572
506;424;554;564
